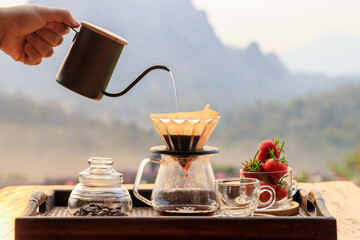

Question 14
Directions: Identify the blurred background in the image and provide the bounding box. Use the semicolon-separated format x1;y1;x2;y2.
0;0;359;187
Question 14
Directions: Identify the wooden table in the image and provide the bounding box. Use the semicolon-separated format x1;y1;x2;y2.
0;182;359;240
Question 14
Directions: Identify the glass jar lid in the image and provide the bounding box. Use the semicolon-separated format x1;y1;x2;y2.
78;157;122;187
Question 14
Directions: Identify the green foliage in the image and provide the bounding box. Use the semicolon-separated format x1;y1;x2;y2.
220;85;360;147
211;85;360;176
0;92;160;187
0;173;28;186
329;146;360;185
1;84;360;186
296;171;310;182
212;165;237;176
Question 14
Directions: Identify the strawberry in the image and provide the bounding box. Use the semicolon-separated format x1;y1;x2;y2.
241;151;261;172
275;181;288;201
245;184;256;197
263;158;288;172
263;157;288;184
256;150;273;163
258;140;279;156
244;167;267;182
259;182;275;203
257;139;284;162
241;152;264;179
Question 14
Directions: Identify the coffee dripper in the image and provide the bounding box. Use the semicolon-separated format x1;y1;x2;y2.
133;116;220;216
57;21;170;100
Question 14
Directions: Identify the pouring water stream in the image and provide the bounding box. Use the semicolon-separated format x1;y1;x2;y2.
169;70;180;112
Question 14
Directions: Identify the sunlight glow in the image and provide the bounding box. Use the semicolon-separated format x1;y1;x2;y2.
0;0;27;7
192;0;360;54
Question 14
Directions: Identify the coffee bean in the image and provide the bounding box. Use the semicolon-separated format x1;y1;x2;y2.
73;204;127;216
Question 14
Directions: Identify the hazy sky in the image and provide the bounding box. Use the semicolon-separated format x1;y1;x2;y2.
1;0;360;75
2;0;359;54
0;0;26;7
192;0;360;55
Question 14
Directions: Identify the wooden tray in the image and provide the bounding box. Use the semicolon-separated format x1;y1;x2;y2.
15;188;337;240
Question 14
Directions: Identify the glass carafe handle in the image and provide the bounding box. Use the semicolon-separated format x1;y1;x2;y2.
133;158;161;206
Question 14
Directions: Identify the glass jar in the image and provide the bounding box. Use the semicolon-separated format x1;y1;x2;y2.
68;157;132;216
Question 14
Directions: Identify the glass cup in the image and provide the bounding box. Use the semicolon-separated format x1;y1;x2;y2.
215;178;275;217
240;167;298;210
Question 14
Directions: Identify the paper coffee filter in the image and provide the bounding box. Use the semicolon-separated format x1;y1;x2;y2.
150;105;220;150
150;104;218;119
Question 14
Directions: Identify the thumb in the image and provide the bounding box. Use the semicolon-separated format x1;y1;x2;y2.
39;6;80;28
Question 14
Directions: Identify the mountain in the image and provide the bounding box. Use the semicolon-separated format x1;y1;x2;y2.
1;0;293;125
1;0;360;186
1;0;359;127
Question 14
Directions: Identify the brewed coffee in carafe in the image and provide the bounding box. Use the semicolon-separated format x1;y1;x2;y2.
133;105;220;216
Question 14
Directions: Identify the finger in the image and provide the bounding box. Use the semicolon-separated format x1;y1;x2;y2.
39;6;80;28
46;22;70;35
36;27;64;47
24;42;42;65
26;33;54;58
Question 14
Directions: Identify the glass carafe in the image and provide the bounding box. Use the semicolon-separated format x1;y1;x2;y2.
68;157;132;216
133;146;219;216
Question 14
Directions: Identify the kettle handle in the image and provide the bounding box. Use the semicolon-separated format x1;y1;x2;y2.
68;26;79;42
133;158;161;207
103;65;170;98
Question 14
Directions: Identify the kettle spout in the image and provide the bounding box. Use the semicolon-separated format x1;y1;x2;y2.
103;65;170;97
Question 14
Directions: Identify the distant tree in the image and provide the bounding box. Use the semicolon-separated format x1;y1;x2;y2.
329;146;360;185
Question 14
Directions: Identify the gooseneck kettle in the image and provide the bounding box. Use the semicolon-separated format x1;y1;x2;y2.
56;21;169;100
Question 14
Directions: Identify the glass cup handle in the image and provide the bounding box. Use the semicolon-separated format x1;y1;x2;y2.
291;176;298;196
257;185;276;210
133;158;161;207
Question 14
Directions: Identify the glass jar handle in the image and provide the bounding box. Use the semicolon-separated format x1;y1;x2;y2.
291;176;298;196
133;158;161;206
257;185;276;210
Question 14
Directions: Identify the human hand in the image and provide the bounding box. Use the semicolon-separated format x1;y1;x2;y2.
0;4;80;65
